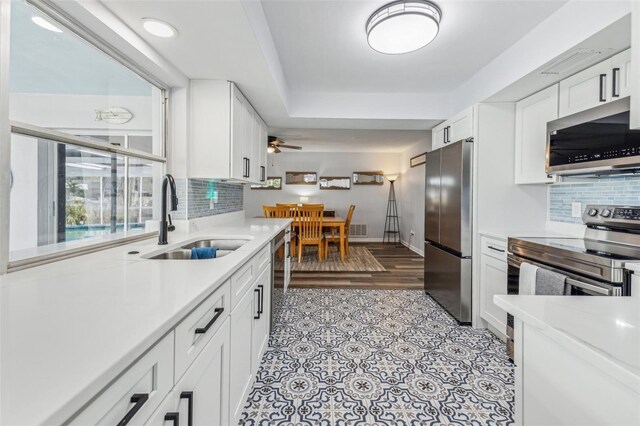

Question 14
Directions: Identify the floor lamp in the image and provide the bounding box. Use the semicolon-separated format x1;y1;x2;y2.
383;174;400;244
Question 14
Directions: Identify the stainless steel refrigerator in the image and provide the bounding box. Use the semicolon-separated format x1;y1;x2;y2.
424;139;473;324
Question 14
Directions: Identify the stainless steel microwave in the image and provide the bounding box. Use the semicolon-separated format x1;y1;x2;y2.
546;98;640;176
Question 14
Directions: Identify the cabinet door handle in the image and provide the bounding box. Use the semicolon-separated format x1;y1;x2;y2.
254;288;261;319
195;307;224;334
447;126;451;143
443;126;448;144
164;412;179;426
612;67;620;98
180;391;193;426
116;393;149;426
487;245;505;253
247;158;251;178
258;284;264;314
599;74;607;102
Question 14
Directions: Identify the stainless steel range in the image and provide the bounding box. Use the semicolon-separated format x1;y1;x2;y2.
505;204;639;359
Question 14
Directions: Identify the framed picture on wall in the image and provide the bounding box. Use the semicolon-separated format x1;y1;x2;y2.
410;152;427;168
285;171;317;185
250;177;282;190
353;171;384;185
319;176;351;190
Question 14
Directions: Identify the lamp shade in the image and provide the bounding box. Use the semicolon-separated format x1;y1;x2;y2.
385;174;399;182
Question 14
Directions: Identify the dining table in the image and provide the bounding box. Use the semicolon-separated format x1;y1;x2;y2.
290;216;346;262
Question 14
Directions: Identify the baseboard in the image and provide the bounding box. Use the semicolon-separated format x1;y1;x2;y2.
350;237;384;243
401;240;424;257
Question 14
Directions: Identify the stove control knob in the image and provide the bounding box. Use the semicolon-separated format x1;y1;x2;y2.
600;209;612;218
588;208;599;217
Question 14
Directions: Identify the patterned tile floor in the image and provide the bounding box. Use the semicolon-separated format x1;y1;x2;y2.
241;289;514;425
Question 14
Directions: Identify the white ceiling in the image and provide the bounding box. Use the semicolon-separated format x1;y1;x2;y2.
94;0;635;152
268;128;428;152
261;0;566;95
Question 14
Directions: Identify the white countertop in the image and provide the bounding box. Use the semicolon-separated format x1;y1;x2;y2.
495;295;640;391
1;218;291;425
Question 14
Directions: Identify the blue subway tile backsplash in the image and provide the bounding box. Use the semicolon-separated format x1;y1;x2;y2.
174;178;243;220
549;176;640;223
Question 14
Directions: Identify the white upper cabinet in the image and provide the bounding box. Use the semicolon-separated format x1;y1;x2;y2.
611;49;632;99
190;80;267;183
431;123;446;151
559;49;631;117
515;84;559;185
448;106;474;143
430;107;474;151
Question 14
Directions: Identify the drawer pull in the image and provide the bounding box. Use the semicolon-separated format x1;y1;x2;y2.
164;412;179;426
116;393;149;426
180;391;193;426
487;245;505;253
195;307;224;334
254;288;261;319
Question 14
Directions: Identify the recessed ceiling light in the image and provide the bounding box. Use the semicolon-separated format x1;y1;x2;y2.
366;0;441;55
31;16;63;33
142;18;178;38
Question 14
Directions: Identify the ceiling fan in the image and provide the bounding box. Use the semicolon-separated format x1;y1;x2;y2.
268;136;302;154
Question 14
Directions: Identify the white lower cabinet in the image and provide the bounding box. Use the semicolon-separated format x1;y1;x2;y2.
479;236;508;337
229;284;256;423
146;318;231;426
70;333;174;426
251;266;271;374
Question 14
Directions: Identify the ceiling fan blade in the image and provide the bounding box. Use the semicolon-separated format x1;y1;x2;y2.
268;136;284;144
280;144;302;150
274;146;282;153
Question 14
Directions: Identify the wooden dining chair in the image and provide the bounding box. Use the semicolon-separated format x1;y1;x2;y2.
263;205;288;218
325;205;355;258
276;203;298;256
276;203;298;217
296;205;324;263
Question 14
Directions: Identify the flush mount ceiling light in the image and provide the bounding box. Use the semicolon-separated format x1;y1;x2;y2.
142;18;178;38
366;0;441;55
31;16;63;33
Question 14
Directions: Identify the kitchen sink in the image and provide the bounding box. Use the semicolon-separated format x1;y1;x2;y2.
145;238;250;260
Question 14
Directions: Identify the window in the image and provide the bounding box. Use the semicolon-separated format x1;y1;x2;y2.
6;1;167;267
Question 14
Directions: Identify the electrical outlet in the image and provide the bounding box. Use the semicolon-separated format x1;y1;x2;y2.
571;202;582;218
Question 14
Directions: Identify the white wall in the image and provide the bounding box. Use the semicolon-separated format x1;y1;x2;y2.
398;136;431;255
243;151;402;240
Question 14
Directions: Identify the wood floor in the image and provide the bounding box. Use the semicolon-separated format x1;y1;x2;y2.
289;243;424;290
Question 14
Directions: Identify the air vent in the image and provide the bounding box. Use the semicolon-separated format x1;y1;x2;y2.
538;48;614;75
349;224;368;237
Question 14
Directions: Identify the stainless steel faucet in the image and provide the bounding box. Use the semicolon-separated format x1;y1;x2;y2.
159;174;178;245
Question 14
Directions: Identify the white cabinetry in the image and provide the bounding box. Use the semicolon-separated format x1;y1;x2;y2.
430;106;474;151
479;236;508;337
146;319;231;426
70;333;174;426
190;80;267;183
559;49;631;117
252;267;271;373
229;255;272;424
514;84;558;184
431;122;446;151
449;107;474;143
